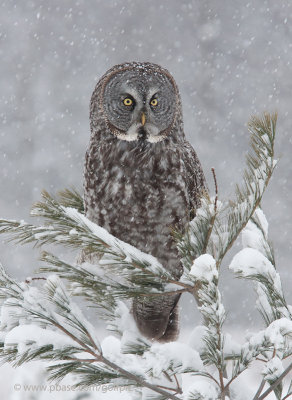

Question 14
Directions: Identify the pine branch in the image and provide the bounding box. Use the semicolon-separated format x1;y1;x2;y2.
216;112;277;265
230;208;292;326
184;255;227;396
224;318;292;387
99;356;181;400
38;251;190;324
175;194;220;271
0;189;195;320
0;191;194;295
228;188;291;399
0;112;290;399
202;168;218;254
57;187;84;212
256;362;292;400
0;267;182;400
177;112;277;274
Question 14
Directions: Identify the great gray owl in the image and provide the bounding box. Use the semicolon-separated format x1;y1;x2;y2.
84;61;206;342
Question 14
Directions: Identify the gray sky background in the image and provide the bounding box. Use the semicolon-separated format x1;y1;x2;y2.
0;0;291;330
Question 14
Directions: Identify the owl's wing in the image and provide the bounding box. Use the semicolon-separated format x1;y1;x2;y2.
182;141;207;219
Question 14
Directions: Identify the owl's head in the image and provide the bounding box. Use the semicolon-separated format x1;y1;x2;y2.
90;62;184;143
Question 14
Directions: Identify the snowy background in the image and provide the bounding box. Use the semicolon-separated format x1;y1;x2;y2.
0;0;291;398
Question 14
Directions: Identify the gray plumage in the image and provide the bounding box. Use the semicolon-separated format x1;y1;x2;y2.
84;62;206;342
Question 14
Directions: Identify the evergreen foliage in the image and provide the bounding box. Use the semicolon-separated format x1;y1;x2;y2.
0;113;291;399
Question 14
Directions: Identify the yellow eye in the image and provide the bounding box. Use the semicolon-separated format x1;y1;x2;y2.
123;98;133;106
150;98;158;107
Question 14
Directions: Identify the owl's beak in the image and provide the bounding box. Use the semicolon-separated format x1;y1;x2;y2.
141;112;146;126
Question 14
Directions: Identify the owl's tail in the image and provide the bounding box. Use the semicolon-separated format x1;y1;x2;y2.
132;294;181;342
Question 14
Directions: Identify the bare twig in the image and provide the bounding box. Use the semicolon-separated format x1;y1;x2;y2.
174;373;183;394
201;168;219;256
204;373;220;387
211;167;218;212
156;384;180;393
65;357;96;363
25;277;47;284
252;379;266;400
256;357;268;363
163;371;173;382
224;375;238;393
49;319;100;359
219;368;225;400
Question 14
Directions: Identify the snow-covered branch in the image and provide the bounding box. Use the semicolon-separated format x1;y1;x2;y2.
0;267;183;400
0;113;291;399
177;113;278;273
